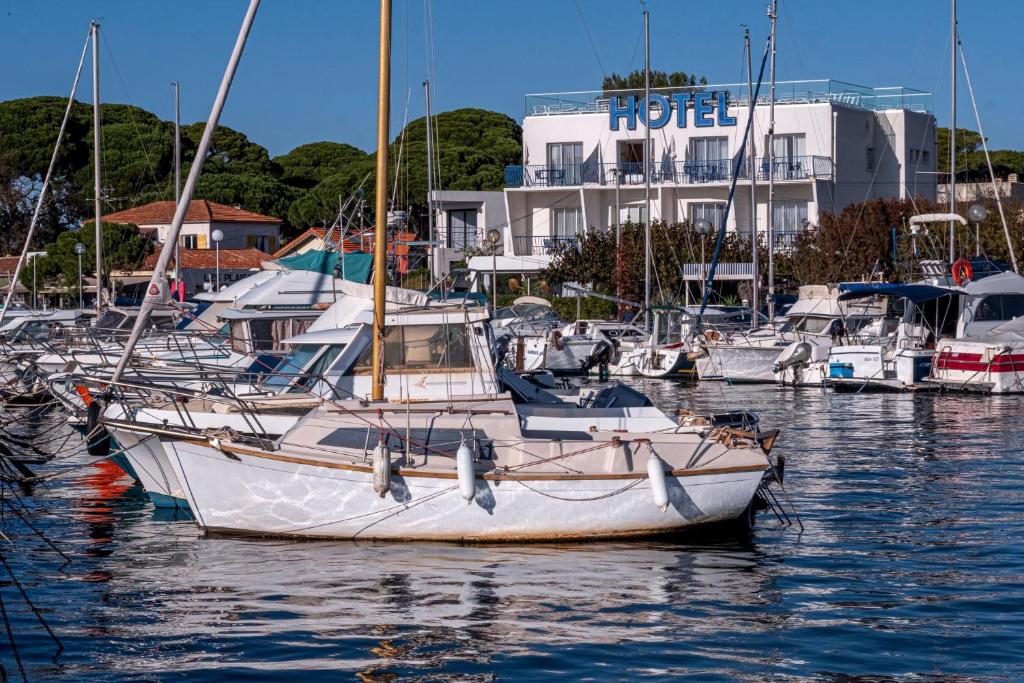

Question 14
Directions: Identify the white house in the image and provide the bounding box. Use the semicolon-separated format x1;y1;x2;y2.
100;199;282;253
489;78;936;273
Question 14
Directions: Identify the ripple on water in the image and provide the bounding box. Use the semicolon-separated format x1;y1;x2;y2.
0;384;1022;681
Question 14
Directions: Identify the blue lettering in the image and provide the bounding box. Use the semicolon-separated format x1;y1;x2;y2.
694;92;714;127
670;93;692;128
716;91;737;126
609;95;637;131
639;93;671;129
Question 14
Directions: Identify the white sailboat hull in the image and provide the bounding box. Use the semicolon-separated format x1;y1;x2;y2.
164;440;765;541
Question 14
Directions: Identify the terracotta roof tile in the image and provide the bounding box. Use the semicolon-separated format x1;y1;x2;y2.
270;227;327;259
142;248;271;271
0;256;21;274
90;199;280;226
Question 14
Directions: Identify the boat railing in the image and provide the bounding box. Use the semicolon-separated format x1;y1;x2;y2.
74;372;276;450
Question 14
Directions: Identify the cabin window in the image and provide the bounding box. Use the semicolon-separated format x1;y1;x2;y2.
354;324;474;372
232;318;313;353
264;344;323;389
974;294;1024;322
151;316;178;331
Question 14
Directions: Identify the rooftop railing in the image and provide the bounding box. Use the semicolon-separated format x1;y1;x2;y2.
524;79;932;117
505;155;834;188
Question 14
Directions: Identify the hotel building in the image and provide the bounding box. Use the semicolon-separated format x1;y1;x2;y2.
452;79;937;276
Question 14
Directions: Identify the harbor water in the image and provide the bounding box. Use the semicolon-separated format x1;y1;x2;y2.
2;382;1023;680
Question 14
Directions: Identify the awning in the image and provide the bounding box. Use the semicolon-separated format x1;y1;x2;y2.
270;250;372;283
838;282;960;303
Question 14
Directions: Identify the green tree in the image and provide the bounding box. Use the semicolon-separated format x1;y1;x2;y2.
273;142;370;189
602;70;708;92
21;222;153;292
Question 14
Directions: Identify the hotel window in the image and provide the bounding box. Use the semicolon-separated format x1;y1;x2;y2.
772;201;809;234
689;202;726;230
621;204;648;225
551;207;582;239
546;142;583;185
447;209;478;249
770;134;807;179
689;137;729;181
181;234;198;249
909;149;919;163
922;150;930;164
866;146;875;171
616;140;651;182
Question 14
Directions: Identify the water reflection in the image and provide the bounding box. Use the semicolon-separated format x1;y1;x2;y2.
2;386;1023;680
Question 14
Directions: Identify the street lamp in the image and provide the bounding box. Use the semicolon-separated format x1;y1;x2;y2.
694;219;711;299
74;242;86;309
211;229;224;291
968;204;988;258
486;228;502;310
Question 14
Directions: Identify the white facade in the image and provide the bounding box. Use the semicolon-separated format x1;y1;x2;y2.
430;190;507;276
501;79;937;272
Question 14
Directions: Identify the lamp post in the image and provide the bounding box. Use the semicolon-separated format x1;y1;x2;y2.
968;204;988;258
211;229;224;291
695;219;711;299
487;228;502;310
74;242;86;308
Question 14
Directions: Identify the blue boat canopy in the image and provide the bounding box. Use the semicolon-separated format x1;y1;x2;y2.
838;282;960;303
273;250;372;283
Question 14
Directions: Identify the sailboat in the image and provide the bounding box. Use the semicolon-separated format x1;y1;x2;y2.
98;0;783;539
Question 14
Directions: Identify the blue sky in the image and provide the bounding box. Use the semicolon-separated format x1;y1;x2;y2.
1;0;1020;157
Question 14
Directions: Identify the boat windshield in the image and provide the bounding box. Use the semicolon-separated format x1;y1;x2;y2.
974;294;1024;322
94;310;127;331
263;344;323;390
353;323;475;373
287;344;344;393
9;321;53;343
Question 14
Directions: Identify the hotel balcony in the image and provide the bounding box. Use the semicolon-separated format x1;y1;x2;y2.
511;235;579;256
504;156;834;189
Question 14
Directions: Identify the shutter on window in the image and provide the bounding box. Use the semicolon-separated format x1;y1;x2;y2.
197;234;208;249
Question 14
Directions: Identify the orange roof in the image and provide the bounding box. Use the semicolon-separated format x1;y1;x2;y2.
0;256;20;275
142;248;271;271
270;227;327;259
91;199;280;226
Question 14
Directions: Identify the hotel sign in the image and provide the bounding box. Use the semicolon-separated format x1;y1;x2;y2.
609;91;737;131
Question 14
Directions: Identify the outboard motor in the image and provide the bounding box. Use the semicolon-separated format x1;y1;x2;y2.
774;341;812;373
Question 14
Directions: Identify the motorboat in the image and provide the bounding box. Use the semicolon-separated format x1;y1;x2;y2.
926;270;1024;393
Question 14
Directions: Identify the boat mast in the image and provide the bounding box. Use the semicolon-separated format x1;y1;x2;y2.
745;28;759;330
424;78;435;286
766;0;777;322
643;8;652;330
110;0;261;384
0;32;89;326
173;80;182;297
91;21;104;310
372;0;393;402
948;0;957;264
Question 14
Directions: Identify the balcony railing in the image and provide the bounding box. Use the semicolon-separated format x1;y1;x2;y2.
505;156;833;188
525;80;932;117
512;235;579;256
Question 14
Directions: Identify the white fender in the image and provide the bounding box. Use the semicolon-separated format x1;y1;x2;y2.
373;440;390;497
456;442;476;503
647;453;669;512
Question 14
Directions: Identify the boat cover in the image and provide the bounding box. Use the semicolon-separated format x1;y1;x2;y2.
838;283;961;303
